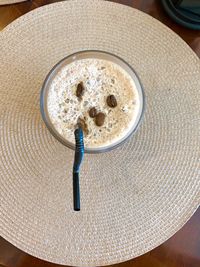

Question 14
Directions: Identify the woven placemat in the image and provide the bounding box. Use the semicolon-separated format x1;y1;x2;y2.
0;0;200;266
0;0;26;5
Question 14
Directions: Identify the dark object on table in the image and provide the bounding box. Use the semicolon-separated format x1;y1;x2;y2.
161;0;200;29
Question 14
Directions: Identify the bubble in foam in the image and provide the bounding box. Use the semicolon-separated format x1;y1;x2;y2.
83;101;88;107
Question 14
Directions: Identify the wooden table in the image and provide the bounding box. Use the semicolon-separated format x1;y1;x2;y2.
0;1;200;267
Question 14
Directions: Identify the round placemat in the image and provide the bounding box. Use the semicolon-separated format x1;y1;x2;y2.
0;1;200;266
0;0;26;5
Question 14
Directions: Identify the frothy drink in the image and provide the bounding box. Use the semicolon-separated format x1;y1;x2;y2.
47;58;140;148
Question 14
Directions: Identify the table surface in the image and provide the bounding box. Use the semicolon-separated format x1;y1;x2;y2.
0;0;200;267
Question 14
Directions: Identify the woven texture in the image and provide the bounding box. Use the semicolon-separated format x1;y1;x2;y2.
0;0;26;5
0;0;200;266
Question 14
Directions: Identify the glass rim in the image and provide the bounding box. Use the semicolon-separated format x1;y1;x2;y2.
40;50;145;154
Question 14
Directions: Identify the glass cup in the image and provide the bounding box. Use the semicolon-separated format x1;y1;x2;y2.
40;50;145;153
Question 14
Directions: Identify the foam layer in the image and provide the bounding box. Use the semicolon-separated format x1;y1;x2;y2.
47;58;140;148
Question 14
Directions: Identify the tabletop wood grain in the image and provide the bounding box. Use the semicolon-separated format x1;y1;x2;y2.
0;1;200;267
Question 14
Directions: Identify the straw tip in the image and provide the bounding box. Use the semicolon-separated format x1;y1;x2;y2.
74;207;80;211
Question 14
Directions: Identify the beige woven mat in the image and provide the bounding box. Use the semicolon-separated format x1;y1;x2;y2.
0;0;200;266
0;0;26;5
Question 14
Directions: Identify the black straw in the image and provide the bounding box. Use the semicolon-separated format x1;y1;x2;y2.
73;172;80;211
73;127;84;211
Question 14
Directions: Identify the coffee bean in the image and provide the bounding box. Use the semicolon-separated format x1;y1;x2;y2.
89;107;97;118
77;117;89;135
76;82;84;99
106;95;117;108
95;112;106;127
